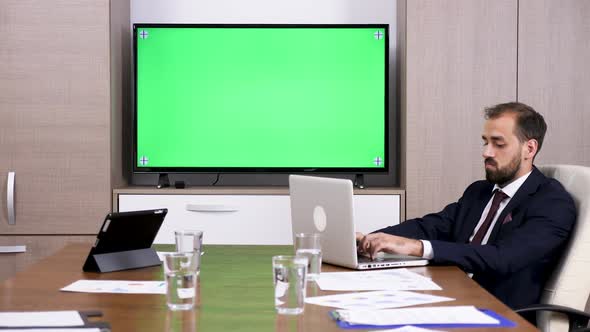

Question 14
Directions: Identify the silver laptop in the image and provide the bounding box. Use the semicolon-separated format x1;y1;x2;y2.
289;175;428;270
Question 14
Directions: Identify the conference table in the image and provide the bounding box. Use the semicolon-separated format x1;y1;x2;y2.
0;244;537;331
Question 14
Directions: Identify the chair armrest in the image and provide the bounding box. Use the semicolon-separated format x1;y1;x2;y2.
515;304;590;331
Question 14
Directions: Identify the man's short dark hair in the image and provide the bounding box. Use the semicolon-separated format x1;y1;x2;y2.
484;102;547;157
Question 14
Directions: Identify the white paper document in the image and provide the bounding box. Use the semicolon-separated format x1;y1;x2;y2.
334;305;499;326
370;326;445;332
0;311;84;327
61;280;166;294
306;290;453;310
316;269;441;291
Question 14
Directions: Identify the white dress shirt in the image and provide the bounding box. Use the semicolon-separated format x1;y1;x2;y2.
420;170;532;259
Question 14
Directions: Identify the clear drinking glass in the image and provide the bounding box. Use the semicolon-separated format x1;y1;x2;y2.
294;233;322;281
175;230;203;275
272;255;308;315
163;252;199;311
175;230;203;253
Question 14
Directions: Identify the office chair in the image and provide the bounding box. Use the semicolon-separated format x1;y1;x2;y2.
515;165;590;332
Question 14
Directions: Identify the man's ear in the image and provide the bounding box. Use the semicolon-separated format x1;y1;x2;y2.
524;139;538;160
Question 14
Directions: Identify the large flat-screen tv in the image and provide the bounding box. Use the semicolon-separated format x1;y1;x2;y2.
133;24;389;174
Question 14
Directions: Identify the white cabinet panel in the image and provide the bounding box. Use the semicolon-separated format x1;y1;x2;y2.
118;194;401;245
119;195;291;245
353;195;400;235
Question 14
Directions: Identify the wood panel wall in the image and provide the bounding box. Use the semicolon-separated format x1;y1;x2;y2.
518;0;590;167
404;0;590;219
405;0;518;218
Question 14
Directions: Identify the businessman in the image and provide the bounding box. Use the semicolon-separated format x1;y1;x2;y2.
357;102;576;310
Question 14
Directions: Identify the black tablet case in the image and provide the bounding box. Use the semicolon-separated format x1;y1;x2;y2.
83;209;167;273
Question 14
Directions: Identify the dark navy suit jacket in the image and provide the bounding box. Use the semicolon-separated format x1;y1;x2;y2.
376;167;576;309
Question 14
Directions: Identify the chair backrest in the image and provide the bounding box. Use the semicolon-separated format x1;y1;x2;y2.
538;165;590;332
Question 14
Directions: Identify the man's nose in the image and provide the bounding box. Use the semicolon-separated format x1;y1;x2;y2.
482;145;494;158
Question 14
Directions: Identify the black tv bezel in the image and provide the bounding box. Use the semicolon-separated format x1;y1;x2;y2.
132;23;390;174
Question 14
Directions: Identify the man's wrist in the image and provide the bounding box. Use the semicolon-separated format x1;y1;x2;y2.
414;239;424;257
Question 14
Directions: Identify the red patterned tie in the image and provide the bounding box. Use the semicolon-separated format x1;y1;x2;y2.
471;190;509;245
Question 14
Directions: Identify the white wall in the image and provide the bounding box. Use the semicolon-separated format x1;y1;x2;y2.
131;0;395;26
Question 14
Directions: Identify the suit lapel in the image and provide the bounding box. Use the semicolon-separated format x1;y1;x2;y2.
488;167;546;243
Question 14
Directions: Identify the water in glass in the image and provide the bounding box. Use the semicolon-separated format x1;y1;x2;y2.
166;270;197;311
295;248;322;281
272;256;307;315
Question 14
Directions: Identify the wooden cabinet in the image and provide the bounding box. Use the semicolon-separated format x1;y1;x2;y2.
0;0;129;280
114;187;405;245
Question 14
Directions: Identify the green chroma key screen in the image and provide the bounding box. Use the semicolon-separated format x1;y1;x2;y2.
135;25;388;171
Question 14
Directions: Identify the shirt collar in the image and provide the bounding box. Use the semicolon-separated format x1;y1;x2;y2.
492;170;533;198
